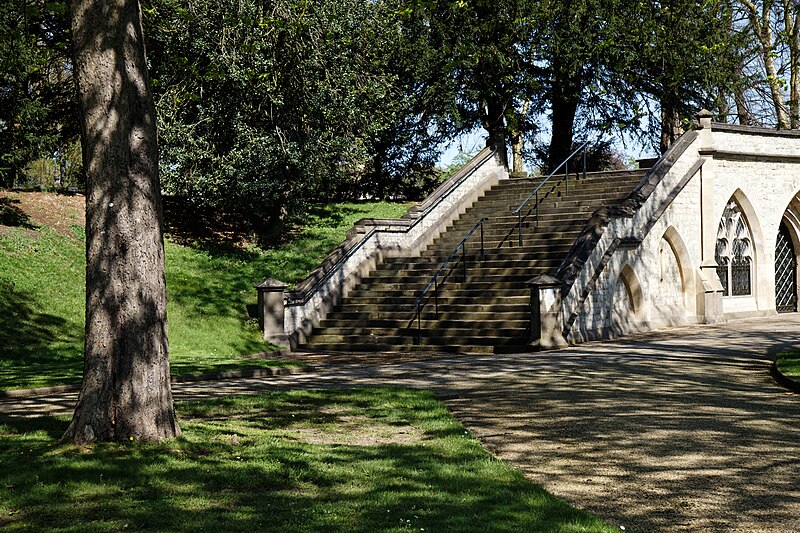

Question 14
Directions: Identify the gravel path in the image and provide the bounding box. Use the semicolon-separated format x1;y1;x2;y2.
2;315;800;531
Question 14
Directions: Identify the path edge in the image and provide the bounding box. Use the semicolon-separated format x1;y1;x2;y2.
770;361;800;393
0;365;311;399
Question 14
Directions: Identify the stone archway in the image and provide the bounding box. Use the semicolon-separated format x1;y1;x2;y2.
610;264;644;335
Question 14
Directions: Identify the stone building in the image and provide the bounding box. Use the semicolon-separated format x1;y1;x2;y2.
562;111;800;344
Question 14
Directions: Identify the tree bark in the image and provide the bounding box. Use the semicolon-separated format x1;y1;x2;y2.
63;0;180;443
508;100;530;175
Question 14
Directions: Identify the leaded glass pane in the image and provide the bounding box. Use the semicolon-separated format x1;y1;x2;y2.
731;258;751;296
776;222;797;313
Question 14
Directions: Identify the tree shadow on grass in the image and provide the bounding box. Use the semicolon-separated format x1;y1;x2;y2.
0;197;37;229
0;390;610;532
0;283;83;389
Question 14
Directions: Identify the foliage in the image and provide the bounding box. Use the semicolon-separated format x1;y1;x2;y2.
0;194;407;390
143;0;440;243
0;0;78;189
401;0;542;161
535;0;741;162
0;388;619;531
624;0;742;151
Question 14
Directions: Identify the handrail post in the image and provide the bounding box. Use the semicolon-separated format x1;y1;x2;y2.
565;159;569;196
582;145;587;181
434;276;439;317
480;220;485;262
416;302;421;345
462;245;467;282
518;211;522;247
535;191;539;227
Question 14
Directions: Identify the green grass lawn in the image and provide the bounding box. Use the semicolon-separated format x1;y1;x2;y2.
0;199;410;390
776;350;800;381
0;388;617;532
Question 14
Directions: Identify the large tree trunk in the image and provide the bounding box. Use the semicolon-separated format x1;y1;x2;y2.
63;0;180;443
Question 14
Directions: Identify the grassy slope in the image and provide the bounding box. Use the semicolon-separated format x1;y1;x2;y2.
0;199;410;390
0;388;617;532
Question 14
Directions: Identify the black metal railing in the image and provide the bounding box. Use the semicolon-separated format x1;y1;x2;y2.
409;217;488;344
513;141;590;247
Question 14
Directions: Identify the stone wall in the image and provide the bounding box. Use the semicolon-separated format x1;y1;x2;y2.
562;118;800;343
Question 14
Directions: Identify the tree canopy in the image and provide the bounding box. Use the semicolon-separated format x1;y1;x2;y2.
1;0;792;228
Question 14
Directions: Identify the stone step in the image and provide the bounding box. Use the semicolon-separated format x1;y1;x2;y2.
318;317;530;329
306;333;529;347
300;342;502;354
316;325;528;337
331;309;528;321
345;286;532;299
482;184;638;199
379;257;568;271
340;294;529;306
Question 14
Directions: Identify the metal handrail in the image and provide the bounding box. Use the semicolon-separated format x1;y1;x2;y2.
512;141;590;246
409;217;488;345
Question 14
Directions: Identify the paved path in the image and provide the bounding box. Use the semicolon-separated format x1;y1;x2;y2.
3;315;800;531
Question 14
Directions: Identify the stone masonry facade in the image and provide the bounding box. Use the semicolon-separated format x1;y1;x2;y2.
563;116;800;343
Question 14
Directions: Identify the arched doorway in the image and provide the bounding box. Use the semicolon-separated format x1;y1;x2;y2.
775;221;798;313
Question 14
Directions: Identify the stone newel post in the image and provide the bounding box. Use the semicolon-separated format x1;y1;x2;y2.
527;274;568;349
255;278;288;345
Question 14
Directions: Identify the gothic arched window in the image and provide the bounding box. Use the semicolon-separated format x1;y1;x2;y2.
715;200;752;296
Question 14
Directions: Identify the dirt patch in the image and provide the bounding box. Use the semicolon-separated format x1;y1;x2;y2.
0;191;84;236
289;406;423;447
0;191;259;249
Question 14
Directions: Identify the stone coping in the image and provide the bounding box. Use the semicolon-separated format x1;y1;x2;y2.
286;147;497;305
712;122;800;138
555;130;699;289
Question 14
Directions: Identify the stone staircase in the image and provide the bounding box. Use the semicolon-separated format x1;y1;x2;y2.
299;169;647;354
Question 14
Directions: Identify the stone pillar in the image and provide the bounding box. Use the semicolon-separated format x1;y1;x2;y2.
255;278;289;345
696;109;725;323
527;274;568;349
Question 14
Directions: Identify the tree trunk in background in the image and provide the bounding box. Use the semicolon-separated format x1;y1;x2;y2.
740;0;790;128
547;71;581;171
659;98;683;154
734;65;755;126
508;100;529;175
784;0;800;128
483;98;508;168
510;128;524;174
63;0;180;443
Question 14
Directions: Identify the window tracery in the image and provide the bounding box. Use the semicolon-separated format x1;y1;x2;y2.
715;200;752;296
